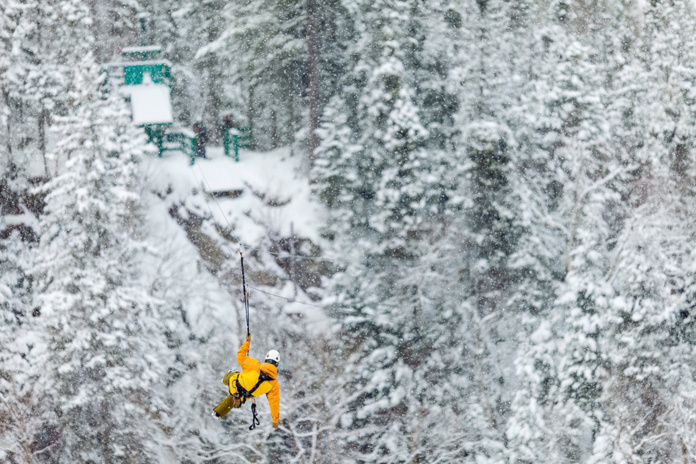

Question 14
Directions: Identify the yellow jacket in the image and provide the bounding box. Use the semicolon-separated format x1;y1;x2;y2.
231;340;280;425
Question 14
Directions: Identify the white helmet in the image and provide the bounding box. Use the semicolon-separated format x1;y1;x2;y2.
265;350;280;366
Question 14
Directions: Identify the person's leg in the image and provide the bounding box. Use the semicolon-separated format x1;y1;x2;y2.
223;371;240;392
213;372;242;418
214;394;241;418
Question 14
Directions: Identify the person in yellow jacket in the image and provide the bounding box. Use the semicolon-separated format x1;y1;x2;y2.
213;335;281;428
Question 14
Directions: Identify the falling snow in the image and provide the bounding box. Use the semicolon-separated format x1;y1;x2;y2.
2;1;696;463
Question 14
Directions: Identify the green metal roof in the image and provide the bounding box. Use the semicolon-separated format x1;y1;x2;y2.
119;61;171;86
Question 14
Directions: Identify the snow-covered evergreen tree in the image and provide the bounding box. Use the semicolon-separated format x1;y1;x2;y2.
588;163;695;463
6;0;696;461
87;0;142;60
0;229;48;464
206;0;348;151
507;3;696;462
506;1;630;461
32;53;168;462
313;1;473;462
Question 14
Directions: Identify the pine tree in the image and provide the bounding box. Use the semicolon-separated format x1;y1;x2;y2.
0;0;17;157
586;1;696;461
206;0;348;151
430;2;553;460
440;123;517;463
0;0;94;175
87;0;142;61
588;163;694;463
32;53;167;462
181;0;227;141
453;0;519;124
0;229;49;464
313;1;471;461
0;49;48;460
505;1;632;461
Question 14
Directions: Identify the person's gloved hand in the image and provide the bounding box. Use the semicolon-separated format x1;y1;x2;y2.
272;422;279;429
246;334;251;342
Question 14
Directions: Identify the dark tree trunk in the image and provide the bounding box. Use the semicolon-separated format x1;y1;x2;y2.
247;83;255;149
205;55;223;144
306;0;320;167
3;88;12;156
39;108;49;177
271;108;278;149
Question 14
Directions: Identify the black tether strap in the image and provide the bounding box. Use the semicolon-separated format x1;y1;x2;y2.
249;402;260;430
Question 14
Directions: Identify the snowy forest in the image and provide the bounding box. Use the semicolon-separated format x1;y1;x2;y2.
3;0;696;462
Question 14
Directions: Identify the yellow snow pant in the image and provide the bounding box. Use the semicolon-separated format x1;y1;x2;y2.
213;371;242;418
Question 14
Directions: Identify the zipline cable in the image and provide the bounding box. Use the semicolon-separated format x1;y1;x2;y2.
191;162;404;308
194;160;455;271
193;162;353;264
189;160;407;312
246;285;325;309
193;158;455;268
246;284;401;310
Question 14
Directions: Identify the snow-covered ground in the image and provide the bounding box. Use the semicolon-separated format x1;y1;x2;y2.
141;145;331;335
146;146;325;245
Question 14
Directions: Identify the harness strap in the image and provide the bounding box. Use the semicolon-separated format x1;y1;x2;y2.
235;371;275;402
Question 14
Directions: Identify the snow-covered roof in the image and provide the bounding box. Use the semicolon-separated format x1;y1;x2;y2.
107;59;173;68
122;45;162;54
123;83;173;126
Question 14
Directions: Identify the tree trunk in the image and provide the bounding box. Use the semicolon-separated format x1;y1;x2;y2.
39;108;49;178
306;0;320;167
271;108;278;149
247;83;255;145
206;58;223;144
3;88;12;156
289;98;296;156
